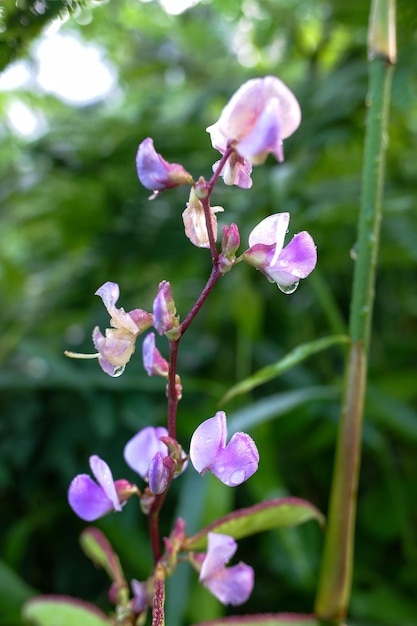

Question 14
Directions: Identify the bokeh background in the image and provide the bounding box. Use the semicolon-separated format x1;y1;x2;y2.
1;1;416;625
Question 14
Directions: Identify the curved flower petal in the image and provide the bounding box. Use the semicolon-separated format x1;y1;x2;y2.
142;333;169;377
203;562;254;606
210;432;259;486
124;426;169;479
248;212;289;252
68;474;115;521
136;137;193;193
200;533;237;580
267;231;317;285
90;455;121;512
199;533;254;606
190;412;227;474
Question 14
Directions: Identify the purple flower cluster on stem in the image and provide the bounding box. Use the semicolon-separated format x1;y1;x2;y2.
66;75;319;615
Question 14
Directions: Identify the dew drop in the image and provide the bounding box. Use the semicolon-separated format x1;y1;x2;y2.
229;469;245;485
277;280;299;295
216;466;225;474
112;364;126;377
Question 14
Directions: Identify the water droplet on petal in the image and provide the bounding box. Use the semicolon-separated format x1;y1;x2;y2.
112;364;126;377
229;469;245;485
217;466;225;474
277;280;299;295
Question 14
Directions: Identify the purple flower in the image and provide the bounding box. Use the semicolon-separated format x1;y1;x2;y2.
68;455;122;521
190;411;259;486
199;532;254;605
136;138;193;197
142;333;169;377
124;426;169;480
93;282;153;377
206;76;301;185
243;213;317;293
124;426;187;493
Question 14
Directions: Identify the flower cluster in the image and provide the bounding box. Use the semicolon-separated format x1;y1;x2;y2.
66;74;318;614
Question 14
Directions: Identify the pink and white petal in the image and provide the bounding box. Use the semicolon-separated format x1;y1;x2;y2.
266;76;302;139
190;412;227;474
89;455;121;512
95;282;120;315
210;432;259;486
68;474;114;521
202;562;254;606
236;98;282;164
267;231;317;286
124;426;168;478
200;533;237;581
248;213;290;251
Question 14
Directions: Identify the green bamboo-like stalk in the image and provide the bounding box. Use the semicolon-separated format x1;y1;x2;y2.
314;1;396;623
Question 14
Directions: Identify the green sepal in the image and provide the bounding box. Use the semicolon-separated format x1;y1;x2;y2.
183;497;324;551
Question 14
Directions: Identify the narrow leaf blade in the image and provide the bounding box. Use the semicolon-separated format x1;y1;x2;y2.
222;335;349;403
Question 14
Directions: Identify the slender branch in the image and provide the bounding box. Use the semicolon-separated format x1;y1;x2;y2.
314;1;395;622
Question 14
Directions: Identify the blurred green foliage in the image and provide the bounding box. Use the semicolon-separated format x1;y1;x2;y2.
0;1;416;625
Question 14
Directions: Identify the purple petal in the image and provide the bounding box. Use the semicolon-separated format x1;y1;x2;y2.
210;432;259;486
267;231;317;287
68;474;114;521
200;533;237;580
190;412;227;474
142;333;169;377
203;562;254;606
89;455;121;511
124;426;168;478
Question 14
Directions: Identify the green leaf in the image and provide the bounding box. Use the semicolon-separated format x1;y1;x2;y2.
183;498;324;551
189;612;320;626
221;336;349;403
22;596;109;626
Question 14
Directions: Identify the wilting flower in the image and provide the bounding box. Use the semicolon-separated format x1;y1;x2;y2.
182;186;224;248
68;455;135;521
199;532;254;605
242;213;317;292
124;426;187;494
136;137;193;197
93;282;153;377
206;76;301;187
142;333;169;377
190;411;259;486
153;281;180;338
